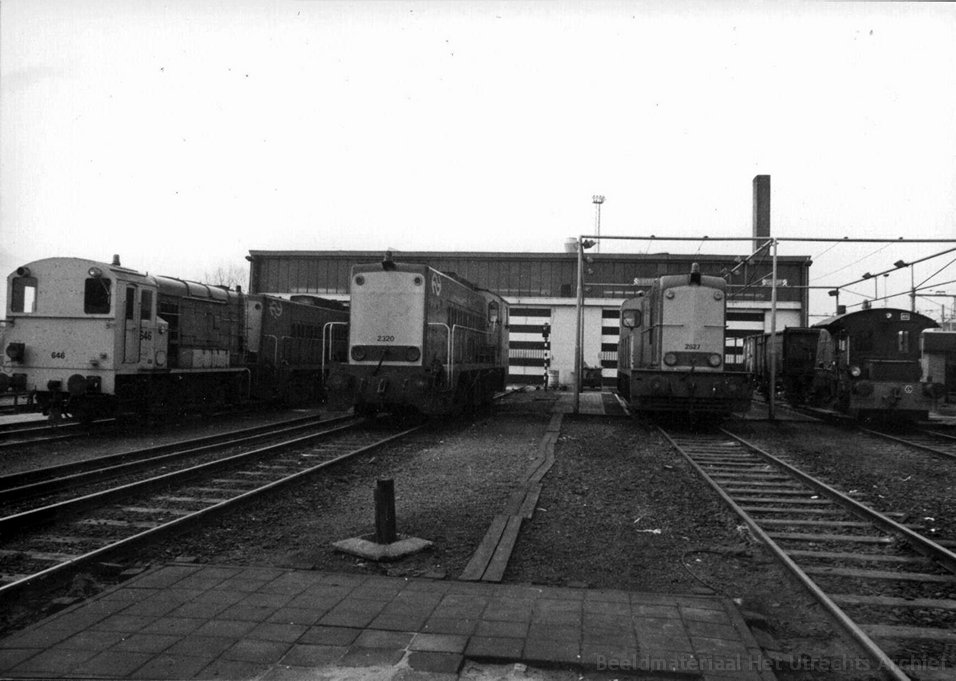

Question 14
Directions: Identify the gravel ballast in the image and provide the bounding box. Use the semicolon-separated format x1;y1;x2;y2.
1;396;898;680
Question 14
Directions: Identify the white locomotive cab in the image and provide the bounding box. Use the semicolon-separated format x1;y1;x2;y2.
349;270;425;365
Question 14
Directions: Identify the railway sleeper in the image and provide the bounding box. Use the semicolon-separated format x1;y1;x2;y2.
832;593;956;611
863;623;956;643
768;531;892;543
789;550;932;565
801;566;956;583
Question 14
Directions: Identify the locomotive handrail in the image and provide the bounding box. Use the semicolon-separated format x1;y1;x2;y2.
450;323;493;384
264;334;279;365
428;322;451;382
322;321;347;377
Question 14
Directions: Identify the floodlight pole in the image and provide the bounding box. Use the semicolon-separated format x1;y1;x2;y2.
592;195;604;254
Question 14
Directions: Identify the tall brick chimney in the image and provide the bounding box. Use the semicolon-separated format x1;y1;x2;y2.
753;175;770;253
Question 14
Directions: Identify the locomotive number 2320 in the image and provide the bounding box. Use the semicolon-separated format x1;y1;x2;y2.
377;335;395;343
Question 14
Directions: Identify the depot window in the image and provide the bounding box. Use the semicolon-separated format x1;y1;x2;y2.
84;278;112;314
11;276;37;313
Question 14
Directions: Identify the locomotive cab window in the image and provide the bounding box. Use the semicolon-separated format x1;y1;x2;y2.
898;330;910;353
125;287;136;320
11;276;37;313
622;310;642;328
84;277;112;314
140;290;153;321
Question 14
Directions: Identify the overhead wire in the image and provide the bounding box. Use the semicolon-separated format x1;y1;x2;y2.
813;243;892;283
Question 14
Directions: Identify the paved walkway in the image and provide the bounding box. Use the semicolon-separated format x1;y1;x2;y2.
0;565;776;680
549;391;619;415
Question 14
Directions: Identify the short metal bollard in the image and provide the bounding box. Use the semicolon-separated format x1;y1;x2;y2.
374;479;397;545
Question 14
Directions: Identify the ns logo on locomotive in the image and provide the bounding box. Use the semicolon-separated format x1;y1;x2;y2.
1;256;348;421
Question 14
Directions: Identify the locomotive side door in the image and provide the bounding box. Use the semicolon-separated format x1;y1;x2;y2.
137;287;161;368
121;284;141;364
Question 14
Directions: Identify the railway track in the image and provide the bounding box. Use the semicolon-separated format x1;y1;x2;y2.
0;413;354;509
659;425;956;681
859;425;956;462
0;418;114;452
0;416;422;604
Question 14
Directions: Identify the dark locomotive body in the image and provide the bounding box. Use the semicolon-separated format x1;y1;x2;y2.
746;308;945;421
616;265;752;416
325;256;509;416
0;257;347;420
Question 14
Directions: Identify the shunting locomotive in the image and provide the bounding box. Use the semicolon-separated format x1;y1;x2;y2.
616;264;752;416
0;256;348;420
325;253;509;415
747;307;945;421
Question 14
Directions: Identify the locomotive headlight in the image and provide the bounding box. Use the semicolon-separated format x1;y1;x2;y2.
663;352;678;366
665;290;675;299
405;347;421;362
68;374;88;395
88;267;103;278
708;353;722;367
848;365;862;378
354;275;365;286
351;346;367;361
713;291;723;300
5;342;25;362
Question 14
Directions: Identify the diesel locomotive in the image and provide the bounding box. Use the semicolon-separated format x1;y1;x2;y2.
746;307;946;421
0;256;348;420
325;253;509;415
616;264;752;416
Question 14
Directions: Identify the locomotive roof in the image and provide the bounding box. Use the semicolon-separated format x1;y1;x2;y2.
9;257;243;303
350;259;502;299
813;307;939;330
657;272;727;290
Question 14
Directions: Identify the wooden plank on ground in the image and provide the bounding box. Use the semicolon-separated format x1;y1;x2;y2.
458;514;509;581
481;515;524;582
517;485;542;520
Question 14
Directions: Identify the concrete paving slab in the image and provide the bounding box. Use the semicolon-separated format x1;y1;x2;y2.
0;565;776;680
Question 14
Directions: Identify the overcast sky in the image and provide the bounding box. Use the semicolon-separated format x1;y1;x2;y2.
2;0;955;319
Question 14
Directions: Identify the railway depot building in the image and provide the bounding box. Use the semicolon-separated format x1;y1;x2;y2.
247;249;812;388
